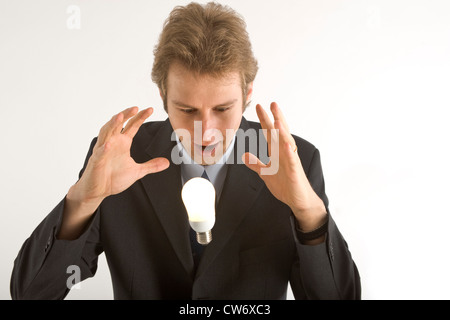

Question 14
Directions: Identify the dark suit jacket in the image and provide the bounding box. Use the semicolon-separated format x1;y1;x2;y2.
11;117;361;300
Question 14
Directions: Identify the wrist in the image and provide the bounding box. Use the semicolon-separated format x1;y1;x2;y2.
294;218;328;245
291;198;327;232
65;184;103;220
58;184;102;240
292;205;329;245
67;182;103;210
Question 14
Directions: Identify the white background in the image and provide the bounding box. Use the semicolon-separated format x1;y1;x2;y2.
1;0;449;300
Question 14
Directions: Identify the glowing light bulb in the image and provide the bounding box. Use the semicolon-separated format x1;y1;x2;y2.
181;177;216;245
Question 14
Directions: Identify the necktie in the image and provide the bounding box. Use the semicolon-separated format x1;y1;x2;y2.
190;169;210;270
201;169;209;180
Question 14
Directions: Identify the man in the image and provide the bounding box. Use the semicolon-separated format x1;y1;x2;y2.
11;2;360;299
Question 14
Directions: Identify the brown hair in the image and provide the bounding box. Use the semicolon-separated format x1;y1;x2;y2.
151;2;258;111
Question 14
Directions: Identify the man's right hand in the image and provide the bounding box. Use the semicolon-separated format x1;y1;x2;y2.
58;107;170;240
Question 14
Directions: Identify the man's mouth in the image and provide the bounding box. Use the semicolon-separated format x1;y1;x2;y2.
195;142;221;155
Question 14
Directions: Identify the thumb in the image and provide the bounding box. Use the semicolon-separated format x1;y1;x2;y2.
138;157;170;179
242;152;266;175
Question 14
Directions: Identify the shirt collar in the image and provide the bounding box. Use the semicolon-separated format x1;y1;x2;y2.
175;133;236;182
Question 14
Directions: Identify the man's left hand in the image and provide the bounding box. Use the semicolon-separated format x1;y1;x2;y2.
242;102;327;232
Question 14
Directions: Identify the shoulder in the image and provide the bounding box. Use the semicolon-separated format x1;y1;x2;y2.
130;119;173;160
138;120;168;136
132;119;172;142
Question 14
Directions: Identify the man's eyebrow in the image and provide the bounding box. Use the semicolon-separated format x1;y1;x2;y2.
171;99;238;109
172;101;197;110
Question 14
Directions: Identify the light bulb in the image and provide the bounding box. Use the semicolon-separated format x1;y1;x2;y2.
181;177;216;245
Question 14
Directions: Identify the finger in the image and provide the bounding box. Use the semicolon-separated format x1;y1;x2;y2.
271;103;296;149
270;102;290;133
97;112;123;146
138;157;170;179
97;107;137;144
241;152;267;175
256;104;275;131
113;106;139;135
274;118;295;147
122;107;153;138
256;104;276;156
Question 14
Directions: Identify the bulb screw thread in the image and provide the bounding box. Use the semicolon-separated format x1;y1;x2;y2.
196;230;212;245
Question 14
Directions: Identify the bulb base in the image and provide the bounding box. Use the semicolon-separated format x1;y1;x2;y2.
196;230;212;245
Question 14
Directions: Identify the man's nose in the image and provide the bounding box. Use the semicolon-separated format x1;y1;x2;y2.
195;112;217;143
202;112;215;142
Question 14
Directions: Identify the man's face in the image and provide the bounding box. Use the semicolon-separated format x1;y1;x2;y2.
166;62;252;165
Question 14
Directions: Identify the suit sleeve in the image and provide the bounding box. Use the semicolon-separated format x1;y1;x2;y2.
289;148;361;300
10;139;103;300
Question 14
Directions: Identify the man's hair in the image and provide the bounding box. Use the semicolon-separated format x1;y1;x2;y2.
151;2;258;112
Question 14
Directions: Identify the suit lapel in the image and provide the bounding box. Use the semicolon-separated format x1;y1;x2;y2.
139;119;194;277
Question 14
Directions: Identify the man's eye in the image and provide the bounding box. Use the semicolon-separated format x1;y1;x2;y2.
215;107;230;112
181;109;195;114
